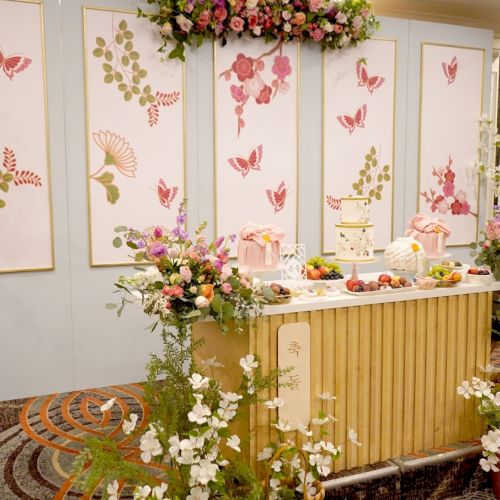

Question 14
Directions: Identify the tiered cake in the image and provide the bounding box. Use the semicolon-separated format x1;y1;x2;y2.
335;197;374;262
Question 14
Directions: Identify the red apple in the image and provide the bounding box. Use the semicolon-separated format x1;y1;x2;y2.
309;269;321;280
378;274;391;283
346;279;357;291
468;268;479;275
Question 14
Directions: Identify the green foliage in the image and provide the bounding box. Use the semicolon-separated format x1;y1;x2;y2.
352;146;391;204
93;171;120;204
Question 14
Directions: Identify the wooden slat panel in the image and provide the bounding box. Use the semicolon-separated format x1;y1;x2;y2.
474;293;489;437
403;300;417;454
256;315;272;455
445;295;459;443
414;299;427;451
392;301;405;456
381;302;394;460
424;297;438;449
434;296;448;446
334;307;348;472
310;310;324;436
464;293;478;439
346;306;360;468
358;305;371;465
370;304;383;463
322;309;336;450
249;319;258;466
455;294;468;440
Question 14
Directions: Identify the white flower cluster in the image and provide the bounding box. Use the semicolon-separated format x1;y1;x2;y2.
119;267;163;289
474;114;500;198
480;429;500;472
240;354;258;395
457;377;500;405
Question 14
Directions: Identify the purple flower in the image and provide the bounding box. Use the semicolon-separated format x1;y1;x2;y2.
213;0;226;7
137;240;146;249
214;236;225;248
148;241;168;257
214;259;224;270
229;234;237;243
154;226;163;238
172;226;189;240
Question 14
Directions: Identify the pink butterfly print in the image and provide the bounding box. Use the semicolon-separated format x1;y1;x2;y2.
336;104;367;135
0;49;32;80
356;60;385;94
442;56;458;85
266;181;288;213
228;144;263;178
157;179;178;209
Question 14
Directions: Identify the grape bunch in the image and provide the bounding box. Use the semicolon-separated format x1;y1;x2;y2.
322;270;344;280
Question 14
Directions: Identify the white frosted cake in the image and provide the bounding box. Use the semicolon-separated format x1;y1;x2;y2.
335;197;374;262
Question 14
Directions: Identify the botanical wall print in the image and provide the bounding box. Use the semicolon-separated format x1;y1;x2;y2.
418;43;484;245
84;8;184;266
323;38;396;253
215;37;298;255
0;0;53;273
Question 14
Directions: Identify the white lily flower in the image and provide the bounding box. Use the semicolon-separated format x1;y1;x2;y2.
202;356;225;368
309;453;332;476
190;459;219;485
188;402;211;425
240;354;258;373
122;413;138;435
139;429;163;463
273;420;292;432
296;471;316;496
208;416;228;430
457;381;474;399
188;373;210;391
265;397;285;410
297;423;312;436
134;485;152;499
270;478;281;490
348;428;362;447
318;392;336;401
152;482;168;500
320;440;338;454
219;391;243;403
289;453;301;469
257;447;273;461
480;457;500;472
271;459;282;472
311;417;329;426
100;397;116;412
303;441;321;454
227;435;241;453
107;480;119;500
187;486;210;500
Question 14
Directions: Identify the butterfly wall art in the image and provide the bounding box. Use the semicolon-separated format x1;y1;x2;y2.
266;180;288;213
157;179;178;209
0;48;31;80
336;104;367;135
356;58;385;94
442;56;458;85
227;144;263;178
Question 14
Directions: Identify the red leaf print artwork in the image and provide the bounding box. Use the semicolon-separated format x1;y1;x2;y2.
228;144;263;178
326;195;341;210
266;181;287;213
356;59;385;94
147;91;181;127
0;49;32;80
157;179;178;209
337;104;367;135
442;56;458;85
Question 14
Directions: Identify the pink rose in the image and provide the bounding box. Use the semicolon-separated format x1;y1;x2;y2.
361;7;370;18
179;265;192;283
333;23;343;34
214;7;227;22
184;2;194;13
171;285;184;297
153;226;163;238
311;28;325;41
221;282;232;294
176;14;193;33
168;247;179;259
244;74;265;97
483;240;491;249
485;220;500;240
247;14;258;30
291;12;306;25
197;10;211;29
271;55;292;80
352;15;362;29
221;264;232;280
229;16;245;33
240;277;250;288
335;12;347;24
308;0;323;12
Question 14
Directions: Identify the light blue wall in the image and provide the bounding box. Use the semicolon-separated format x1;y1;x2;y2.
0;0;493;400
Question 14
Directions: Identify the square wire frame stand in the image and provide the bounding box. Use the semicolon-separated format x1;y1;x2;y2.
280;243;307;281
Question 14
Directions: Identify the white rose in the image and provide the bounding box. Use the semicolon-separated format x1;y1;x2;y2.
253;26;262;36
160;21;173;36
324;22;333;32
282;11;291;20
283;22;292;32
246;0;258;8
195;296;210;309
176;14;193;33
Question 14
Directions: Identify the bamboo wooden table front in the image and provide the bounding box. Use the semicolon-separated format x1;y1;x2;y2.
192;291;492;473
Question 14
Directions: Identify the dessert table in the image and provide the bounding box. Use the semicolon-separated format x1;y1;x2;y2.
193;277;500;473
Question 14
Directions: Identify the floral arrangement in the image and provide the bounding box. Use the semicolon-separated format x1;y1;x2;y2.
420;155;476;217
109;201;259;334
457;367;500;473
475;114;500;199
470;219;500;280
138;0;379;61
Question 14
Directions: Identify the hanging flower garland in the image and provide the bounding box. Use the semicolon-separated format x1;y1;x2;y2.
139;0;379;61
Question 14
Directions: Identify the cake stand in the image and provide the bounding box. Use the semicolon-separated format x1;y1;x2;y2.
335;257;379;281
426;253;451;268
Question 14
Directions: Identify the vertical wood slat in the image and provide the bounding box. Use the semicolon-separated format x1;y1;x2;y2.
358;305;371;465
464;293;478;440
424;298;438;449
455;295;468;440
445;295;459;444
392;302;405;456
381;302;394;460
322;310;336;449
310;311;324;426
403;300;417;454
346;307;360;468
334;308;348;472
434;297;448;446
256;315;272;455
369;304;383;464
249;318;258;466
296;311;312;448
414;299;427;451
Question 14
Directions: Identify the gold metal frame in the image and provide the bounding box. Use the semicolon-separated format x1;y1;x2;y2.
321;37;398;255
213;39;300;256
83;6;187;268
417;42;485;247
0;0;55;274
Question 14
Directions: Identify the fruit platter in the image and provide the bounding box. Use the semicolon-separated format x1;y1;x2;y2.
306;257;344;281
426;265;462;287
344;273;414;295
465;267;493;284
257;282;292;304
